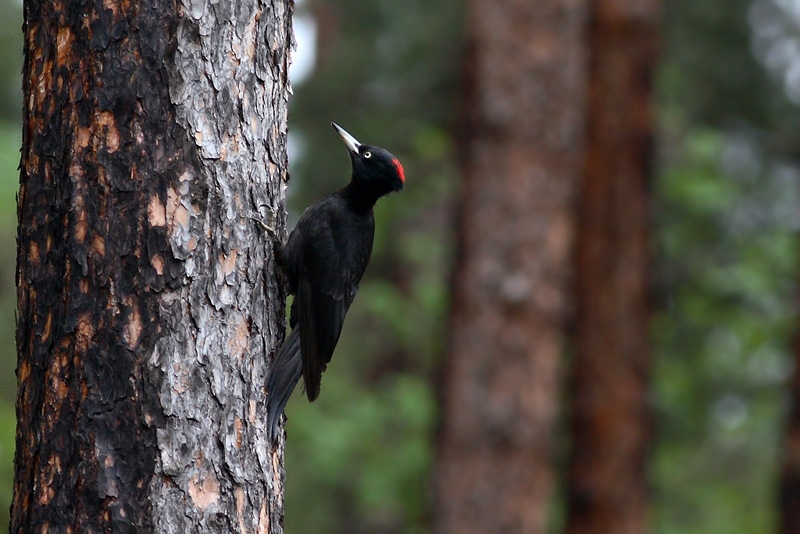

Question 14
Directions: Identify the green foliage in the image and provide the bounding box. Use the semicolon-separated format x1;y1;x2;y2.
653;129;795;534
0;401;14;532
0;3;24;530
281;1;460;531
285;375;435;533
0;125;19;228
0;0;22;122
0;124;18;534
662;0;785;130
284;0;800;532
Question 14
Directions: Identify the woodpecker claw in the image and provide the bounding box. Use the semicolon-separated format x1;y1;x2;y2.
251;216;275;233
251;204;279;238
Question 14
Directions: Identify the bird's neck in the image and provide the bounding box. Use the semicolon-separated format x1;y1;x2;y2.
340;180;383;214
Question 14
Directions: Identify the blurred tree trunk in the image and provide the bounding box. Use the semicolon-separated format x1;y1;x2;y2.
565;1;659;533
779;331;800;534
434;1;587;532
12;0;291;532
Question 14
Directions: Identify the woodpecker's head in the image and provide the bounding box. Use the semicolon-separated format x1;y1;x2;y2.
332;122;405;194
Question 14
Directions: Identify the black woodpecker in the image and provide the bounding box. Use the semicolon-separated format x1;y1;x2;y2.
266;122;405;441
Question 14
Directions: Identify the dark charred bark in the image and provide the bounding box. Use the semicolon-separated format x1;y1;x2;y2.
565;1;659;533
13;0;291;532
434;1;587;532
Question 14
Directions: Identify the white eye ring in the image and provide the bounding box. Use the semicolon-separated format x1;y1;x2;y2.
363;151;372;159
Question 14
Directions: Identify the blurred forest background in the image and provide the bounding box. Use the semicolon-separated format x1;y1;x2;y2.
3;0;800;532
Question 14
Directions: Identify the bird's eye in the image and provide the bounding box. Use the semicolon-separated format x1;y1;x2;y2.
363;151;372;159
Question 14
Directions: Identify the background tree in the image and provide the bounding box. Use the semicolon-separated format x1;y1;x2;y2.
779;328;800;534
12;0;291;531
434;0;587;531
566;0;659;532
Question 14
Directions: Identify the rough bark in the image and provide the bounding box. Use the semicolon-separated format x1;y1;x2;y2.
434;1;587;532
779;329;800;534
565;1;659;533
12;0;291;532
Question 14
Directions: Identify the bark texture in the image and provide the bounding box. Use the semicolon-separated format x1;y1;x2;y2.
434;1;587;532
566;1;659;533
779;330;800;534
13;0;291;532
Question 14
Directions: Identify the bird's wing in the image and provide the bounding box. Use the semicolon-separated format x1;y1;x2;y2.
295;206;364;402
296;275;348;401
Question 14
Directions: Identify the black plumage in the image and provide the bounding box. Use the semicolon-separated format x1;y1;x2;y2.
266;123;405;441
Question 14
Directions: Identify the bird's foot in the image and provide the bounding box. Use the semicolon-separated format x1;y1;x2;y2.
251;204;280;238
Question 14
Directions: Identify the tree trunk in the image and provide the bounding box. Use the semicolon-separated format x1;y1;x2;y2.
12;0;291;532
565;1;659;533
434;1;587;532
779;329;800;534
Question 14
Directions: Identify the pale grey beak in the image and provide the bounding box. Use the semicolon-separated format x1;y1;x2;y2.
332;122;361;154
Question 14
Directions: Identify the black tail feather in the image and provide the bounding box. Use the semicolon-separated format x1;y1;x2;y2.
267;328;303;442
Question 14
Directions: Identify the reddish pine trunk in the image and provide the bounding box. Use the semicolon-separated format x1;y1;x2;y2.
434;1;587;532
566;1;659;533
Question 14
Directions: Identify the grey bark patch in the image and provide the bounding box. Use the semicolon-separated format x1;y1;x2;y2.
150;0;292;531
